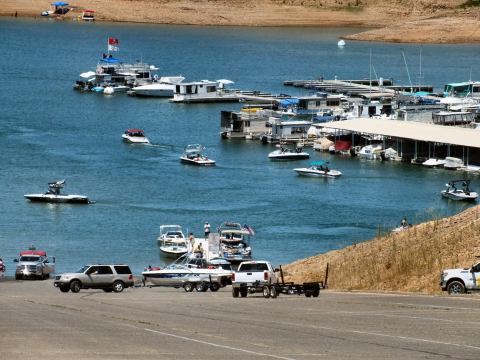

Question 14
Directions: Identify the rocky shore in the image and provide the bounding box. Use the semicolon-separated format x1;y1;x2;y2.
2;0;480;44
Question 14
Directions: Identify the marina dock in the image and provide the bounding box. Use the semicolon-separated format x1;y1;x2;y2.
283;79;434;98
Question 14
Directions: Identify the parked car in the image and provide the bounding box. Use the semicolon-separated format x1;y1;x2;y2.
54;264;134;293
440;261;480;295
14;250;55;280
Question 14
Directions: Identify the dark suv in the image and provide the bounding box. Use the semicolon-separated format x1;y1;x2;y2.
54;264;134;293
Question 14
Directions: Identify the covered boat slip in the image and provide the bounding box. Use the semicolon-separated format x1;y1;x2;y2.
322;118;480;164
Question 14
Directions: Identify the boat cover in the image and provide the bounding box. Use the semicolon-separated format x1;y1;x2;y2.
20;250;47;256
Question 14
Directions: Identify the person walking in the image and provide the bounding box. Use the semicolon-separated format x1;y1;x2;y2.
204;222;211;239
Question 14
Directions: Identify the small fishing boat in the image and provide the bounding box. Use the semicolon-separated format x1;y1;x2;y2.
422;158;446;168
157;225;189;257
180;144;216;166
24;180;89;204
441;180;478;201
268;146;310;161
293;161;342;178
122;129;150;144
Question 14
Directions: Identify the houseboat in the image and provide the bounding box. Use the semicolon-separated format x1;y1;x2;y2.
261;119;312;144
170;80;239;103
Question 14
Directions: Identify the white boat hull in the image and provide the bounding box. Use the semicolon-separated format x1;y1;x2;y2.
422;158;446;167
122;134;150;144
131;84;175;97
142;269;231;287
294;168;342;178
24;194;89;204
268;150;310;161
441;190;478;201
180;156;216;166
159;247;188;257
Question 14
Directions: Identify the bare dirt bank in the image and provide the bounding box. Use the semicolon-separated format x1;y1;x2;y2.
283;205;480;294
2;1;480;44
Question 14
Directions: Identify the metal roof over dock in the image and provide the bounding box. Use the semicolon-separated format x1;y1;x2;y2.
321;119;480;148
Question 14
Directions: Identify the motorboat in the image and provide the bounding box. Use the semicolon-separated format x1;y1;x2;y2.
444;157;465;170
268;146;310;161
217;222;253;264
24;180;89;204
180;144;216;166
129;76;185;97
293;161;342;178
122;129;150;144
441;180;478;201
422;158;446;167
157;225;189;257
142;254;233;289
358;144;383;160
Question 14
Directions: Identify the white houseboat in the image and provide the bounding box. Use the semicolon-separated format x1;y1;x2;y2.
170;80;239;103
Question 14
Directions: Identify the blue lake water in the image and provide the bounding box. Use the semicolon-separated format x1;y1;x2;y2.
0;18;479;274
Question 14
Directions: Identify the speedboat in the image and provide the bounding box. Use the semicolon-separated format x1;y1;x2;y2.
441;180;478;201
122;129;150;144
130;76;185;97
444;157;465;170
142;254;233;289
24;180;89;204
268;146;310;161
217;222;253;264
358;144;383;160
422;158;446;167
293;161;342;178
157;225;189;257
180;144;216;166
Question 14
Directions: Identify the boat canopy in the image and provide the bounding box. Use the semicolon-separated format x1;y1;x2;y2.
80;71;96;79
184;144;204;153
279;98;299;107
101;57;120;64
52;1;68;6
310;161;328;166
20;250;47;256
216;79;234;85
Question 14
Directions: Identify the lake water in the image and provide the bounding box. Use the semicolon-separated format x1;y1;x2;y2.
0;18;478;274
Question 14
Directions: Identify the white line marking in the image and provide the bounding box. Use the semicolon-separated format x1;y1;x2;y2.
144;328;296;360
267;320;480;352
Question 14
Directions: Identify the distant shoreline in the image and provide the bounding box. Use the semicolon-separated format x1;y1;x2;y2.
2;0;480;44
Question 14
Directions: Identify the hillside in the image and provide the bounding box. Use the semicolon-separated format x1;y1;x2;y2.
2;0;480;43
283;205;480;294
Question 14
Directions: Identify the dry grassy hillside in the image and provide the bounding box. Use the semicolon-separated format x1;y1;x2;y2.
283;205;480;294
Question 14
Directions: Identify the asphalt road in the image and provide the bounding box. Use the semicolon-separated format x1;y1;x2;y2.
0;279;479;359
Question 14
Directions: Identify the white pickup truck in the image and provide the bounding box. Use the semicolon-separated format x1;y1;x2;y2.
14;250;55;280
232;261;321;298
231;261;277;298
440;261;480;295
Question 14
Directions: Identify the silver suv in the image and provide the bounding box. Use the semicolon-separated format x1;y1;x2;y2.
54;264;134;293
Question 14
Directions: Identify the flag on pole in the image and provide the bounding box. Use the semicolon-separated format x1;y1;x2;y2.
244;224;255;236
108;37;119;52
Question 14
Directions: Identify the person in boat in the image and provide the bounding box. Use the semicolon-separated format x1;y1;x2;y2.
324;165;329;173
194;243;203;258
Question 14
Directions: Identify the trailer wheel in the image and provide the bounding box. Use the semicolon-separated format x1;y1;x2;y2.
240;289;248;298
269;286;277;299
312;288;320;297
210;283;220;292
263;285;271;299
195;282;207;292
305;290;312;298
183;282;194;292
232;287;240;298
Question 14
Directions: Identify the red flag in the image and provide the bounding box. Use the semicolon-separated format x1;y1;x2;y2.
108;37;119;45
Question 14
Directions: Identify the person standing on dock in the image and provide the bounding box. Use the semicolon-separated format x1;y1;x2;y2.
204;222;211;239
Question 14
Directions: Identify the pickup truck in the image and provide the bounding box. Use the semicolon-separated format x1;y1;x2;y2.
14;250;55;280
440;261;480;295
232;261;321;298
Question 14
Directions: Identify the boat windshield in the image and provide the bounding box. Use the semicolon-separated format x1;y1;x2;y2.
19;256;40;262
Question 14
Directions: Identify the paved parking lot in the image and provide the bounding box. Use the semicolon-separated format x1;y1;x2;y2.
1;279;479;359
